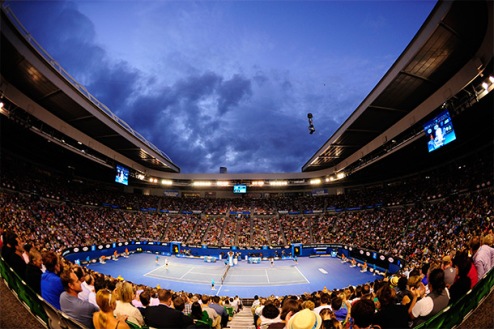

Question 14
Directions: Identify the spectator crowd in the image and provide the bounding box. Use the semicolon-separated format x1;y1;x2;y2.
1;150;493;329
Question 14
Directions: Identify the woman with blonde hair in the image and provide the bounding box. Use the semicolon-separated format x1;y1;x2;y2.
114;282;145;326
93;289;130;329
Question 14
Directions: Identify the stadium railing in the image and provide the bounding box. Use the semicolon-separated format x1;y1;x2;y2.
413;267;494;329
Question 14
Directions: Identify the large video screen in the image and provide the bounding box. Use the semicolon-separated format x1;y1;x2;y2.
233;184;247;194
423;110;457;152
115;164;129;186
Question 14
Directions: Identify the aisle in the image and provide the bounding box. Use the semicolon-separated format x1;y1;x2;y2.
227;307;256;329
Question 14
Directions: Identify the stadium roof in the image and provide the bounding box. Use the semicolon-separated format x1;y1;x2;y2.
0;0;492;185
302;0;492;173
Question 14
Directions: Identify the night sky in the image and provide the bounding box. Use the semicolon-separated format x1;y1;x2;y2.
8;0;436;173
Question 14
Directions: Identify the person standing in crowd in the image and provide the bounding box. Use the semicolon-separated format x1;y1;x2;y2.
470;236;494;281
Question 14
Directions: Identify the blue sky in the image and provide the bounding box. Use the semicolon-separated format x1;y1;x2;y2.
8;0;436;174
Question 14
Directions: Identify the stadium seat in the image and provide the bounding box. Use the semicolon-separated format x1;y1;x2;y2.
225;306;234;319
201;311;213;327
60;312;88;329
38;295;64;329
126;320;149;329
194;319;212;328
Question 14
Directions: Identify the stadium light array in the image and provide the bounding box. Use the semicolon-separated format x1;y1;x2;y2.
193;181;212;187
336;172;346;179
269;181;288;186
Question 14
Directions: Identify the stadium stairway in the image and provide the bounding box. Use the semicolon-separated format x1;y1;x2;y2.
227;307;256;329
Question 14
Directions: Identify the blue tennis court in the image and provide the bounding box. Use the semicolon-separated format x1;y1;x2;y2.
86;253;381;297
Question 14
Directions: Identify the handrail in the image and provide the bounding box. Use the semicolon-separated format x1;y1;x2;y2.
413;267;494;329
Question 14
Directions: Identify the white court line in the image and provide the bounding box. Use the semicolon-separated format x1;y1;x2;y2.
294;265;310;284
180;266;195;279
144;265;166;276
265;269;270;284
319;268;328;274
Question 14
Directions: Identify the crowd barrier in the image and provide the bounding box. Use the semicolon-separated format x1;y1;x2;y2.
0;254;493;329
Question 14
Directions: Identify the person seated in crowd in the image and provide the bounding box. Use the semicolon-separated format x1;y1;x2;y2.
257;303;281;329
173;296;186;314
201;294;221;329
350;299;378;329
144;289;193;328
449;250;473;303
314;292;332;314
267;298;299;329
409;268;450;326
41;251;64;310
137;289;151;317
25;248;43;295
286;308;322;329
470;235;494;281
373;283;408;329
441;255;456;288
93;289;129;329
0;229;12;261
331;296;349;323
187;301;210;329
79;273;95;302
394;276;412;306
319;308;342;329
60;269;99;328
5;233;26;280
209;295;228;328
114;281;145;327
88;275;108;308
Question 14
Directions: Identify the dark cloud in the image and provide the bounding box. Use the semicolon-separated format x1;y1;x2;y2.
217;74;252;115
8;0;343;173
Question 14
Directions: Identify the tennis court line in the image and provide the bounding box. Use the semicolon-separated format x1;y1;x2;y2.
265;269;270;284
294;265;310;284
144;265;166;276
180;266;195;279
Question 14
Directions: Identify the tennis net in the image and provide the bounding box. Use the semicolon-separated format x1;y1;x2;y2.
221;265;231;284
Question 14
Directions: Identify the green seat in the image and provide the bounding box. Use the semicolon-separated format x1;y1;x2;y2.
194;319;212;328
125;320;149;329
224;306;234;318
38;295;64;329
201;311;213;327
